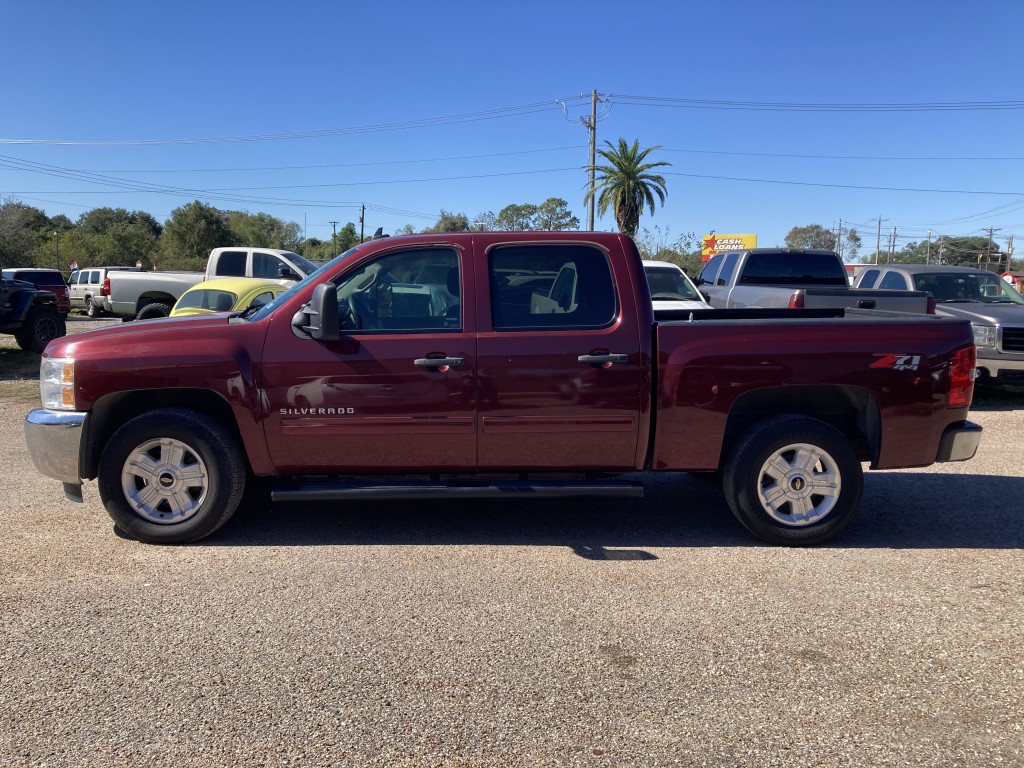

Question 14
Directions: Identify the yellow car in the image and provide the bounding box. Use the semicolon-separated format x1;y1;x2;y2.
170;277;289;317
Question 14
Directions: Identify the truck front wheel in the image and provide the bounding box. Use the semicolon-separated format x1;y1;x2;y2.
722;416;862;546
15;305;66;352
98;409;246;544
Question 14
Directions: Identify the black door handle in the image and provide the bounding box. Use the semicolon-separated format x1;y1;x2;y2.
578;353;629;365
414;357;465;368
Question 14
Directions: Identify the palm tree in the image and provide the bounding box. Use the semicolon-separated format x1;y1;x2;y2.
584;139;671;237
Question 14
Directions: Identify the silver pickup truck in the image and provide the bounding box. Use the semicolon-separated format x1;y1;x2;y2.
696;249;933;313
853;263;1024;382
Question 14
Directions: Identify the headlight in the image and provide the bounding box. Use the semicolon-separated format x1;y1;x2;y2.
40;357;76;410
972;325;997;348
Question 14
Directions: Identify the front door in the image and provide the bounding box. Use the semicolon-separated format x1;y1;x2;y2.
260;246;477;473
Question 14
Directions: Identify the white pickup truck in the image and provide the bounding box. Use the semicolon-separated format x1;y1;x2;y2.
696;248;934;313
102;248;319;319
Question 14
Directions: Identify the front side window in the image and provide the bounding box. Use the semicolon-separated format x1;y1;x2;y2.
696;255;722;286
335;248;460;332
254;252;293;279
489;244;616;330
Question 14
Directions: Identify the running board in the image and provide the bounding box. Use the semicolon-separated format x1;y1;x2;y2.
271;478;645;502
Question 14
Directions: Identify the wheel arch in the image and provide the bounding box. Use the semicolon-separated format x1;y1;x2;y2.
81;389;247;480
722;384;880;466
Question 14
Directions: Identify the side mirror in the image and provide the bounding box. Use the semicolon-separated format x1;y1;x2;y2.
292;282;339;341
279;267;301;281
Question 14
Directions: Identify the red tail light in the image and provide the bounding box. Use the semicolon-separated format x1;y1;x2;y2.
926;296;936;314
788;291;805;309
100;277;110;297
948;345;976;407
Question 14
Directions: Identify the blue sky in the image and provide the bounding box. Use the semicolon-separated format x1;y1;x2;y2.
3;0;1023;258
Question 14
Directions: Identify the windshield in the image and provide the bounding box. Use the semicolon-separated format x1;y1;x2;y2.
913;272;1024;304
245;247;359;321
644;266;701;301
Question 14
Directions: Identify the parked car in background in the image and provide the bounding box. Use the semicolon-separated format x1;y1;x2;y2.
1;268;70;315
853;263;1024;382
170;277;289;317
642;260;710;312
695;248;933;312
69;266;139;317
103;247;318;320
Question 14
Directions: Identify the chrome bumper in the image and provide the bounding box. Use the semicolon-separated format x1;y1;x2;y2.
936;421;982;463
25;409;86;494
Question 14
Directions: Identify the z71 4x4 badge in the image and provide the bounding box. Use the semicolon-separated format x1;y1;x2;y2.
870;354;922;371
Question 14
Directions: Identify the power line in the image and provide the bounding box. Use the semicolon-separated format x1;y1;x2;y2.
610;94;1024;112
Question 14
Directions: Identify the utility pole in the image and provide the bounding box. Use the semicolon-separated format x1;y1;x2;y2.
359;205;366;243
875;216;887;264
927;229;932;264
983;227;999;270
329;220;339;257
587;90;598;231
836;219;843;259
1006;235;1015;272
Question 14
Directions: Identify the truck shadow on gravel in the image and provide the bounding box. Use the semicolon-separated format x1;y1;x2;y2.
204;471;1024;553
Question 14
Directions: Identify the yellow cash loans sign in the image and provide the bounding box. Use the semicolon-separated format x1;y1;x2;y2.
702;234;757;262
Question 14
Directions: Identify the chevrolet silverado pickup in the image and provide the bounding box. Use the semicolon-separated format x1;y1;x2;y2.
25;232;981;546
696;248;934;312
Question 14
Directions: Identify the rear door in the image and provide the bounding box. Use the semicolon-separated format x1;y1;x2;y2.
260;244;477;473
475;240;644;470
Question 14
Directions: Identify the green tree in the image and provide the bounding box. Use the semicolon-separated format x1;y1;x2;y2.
585;139;670;237
0;198;52;268
635;225;702;275
226;211;302;250
426;210;470;233
494;203;538;231
784;224;837;251
161;201;233;269
534;198;580;231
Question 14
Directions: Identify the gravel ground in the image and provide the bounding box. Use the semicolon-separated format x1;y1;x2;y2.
0;329;1022;767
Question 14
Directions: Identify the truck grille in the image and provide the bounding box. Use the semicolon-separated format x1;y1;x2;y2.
1002;326;1024;353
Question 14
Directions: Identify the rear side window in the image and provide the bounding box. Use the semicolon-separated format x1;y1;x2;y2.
716;253;739;286
215;251;247;277
858;269;880;288
489;244;616;330
879;272;910;290
738;252;847;286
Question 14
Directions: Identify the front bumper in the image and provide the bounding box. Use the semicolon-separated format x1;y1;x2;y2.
25;409;86;497
936;420;982;463
976;350;1024;380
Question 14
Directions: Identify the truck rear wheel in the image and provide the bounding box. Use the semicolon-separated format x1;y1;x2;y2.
15;305;66;352
98;408;246;544
85;297;102;318
722;415;862;546
136;302;171;320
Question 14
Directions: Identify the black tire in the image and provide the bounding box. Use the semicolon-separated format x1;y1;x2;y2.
136;302;171;320
15;305;66;352
85;296;103;318
97;408;246;544
722;415;863;546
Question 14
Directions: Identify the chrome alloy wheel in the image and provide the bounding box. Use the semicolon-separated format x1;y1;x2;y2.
756;442;842;527
120;437;210;524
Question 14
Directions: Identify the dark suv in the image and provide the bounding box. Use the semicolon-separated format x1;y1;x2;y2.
1;268;70;314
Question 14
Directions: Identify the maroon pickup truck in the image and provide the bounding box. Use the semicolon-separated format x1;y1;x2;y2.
25;232;981;546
